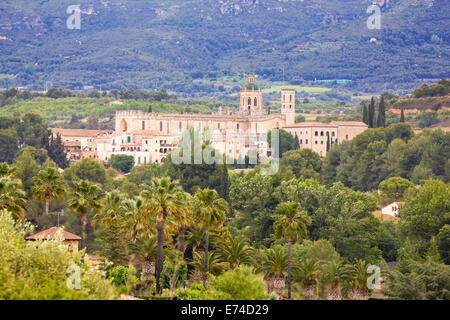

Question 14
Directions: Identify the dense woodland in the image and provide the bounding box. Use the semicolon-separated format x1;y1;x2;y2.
0;108;449;299
0;0;448;95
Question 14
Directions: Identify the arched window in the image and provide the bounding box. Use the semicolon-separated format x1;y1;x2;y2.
160;121;163;132
248;98;251;105
142;121;145;130
290;95;292;102
254;97;257;106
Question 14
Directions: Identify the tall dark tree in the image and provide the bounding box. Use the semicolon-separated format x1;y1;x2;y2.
400;108;405;122
362;104;368;125
377;97;386;128
47;133;69;169
368;97;375;128
291;133;300;150
326;135;331;152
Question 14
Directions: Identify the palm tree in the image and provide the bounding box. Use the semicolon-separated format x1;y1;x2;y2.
322;259;353;300
192;188;228;287
295;258;320;300
140;177;185;295
120;196;161;287
32;167;67;227
273;201;311;299
132;236;157;284
68;180;104;249
189;251;226;284
0;163;15;177
0;175;26;220
169;192;192;253
253;245;288;299
349;259;371;300
217;235;254;269
92;191;128;264
186;227;206;254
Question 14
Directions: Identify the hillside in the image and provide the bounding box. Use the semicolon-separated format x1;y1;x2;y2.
0;0;449;96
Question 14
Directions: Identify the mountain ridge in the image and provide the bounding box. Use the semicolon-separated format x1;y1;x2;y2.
0;0;448;96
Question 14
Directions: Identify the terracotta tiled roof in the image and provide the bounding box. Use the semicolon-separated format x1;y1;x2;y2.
283;122;337;128
52;128;111;137
64;141;81;147
330;121;368;127
26;227;81;241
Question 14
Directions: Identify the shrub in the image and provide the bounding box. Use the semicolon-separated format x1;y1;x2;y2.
110;266;129;286
0;210;117;300
177;266;268;300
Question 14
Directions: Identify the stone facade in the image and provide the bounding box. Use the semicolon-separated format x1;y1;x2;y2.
53;76;368;166
283;121;368;157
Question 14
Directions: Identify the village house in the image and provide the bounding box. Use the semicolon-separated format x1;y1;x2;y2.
26;227;82;252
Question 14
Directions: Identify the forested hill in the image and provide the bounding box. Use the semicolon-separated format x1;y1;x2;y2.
0;0;448;95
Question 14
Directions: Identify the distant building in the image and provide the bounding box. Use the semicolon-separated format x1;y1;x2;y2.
26;227;81;252
52;76;369;164
52;128;112;163
283;121;368;157
381;201;404;217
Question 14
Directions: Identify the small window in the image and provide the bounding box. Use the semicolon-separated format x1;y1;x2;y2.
346;134;349;140
332;132;335;137
320;131;324;136
315;141;318;144
142;121;145;130
315;131;318;136
306;139;308;144
160;121;163;132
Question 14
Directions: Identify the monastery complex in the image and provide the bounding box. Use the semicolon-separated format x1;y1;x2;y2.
53;76;368;165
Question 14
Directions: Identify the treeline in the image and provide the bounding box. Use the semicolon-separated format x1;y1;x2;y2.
0;114;68;168
322;124;450;191
0;87;175;108
413;79;450;98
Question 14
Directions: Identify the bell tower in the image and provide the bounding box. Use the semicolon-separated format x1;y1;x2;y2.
281;89;296;126
240;74;263;114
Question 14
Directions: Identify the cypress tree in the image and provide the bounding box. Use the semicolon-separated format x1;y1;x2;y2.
326;135;330;152
377;96;386;127
368;97;375;128
148;105;152;113
291;133;300;150
400;108;405;122
47;133;69;169
363;104;368;125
